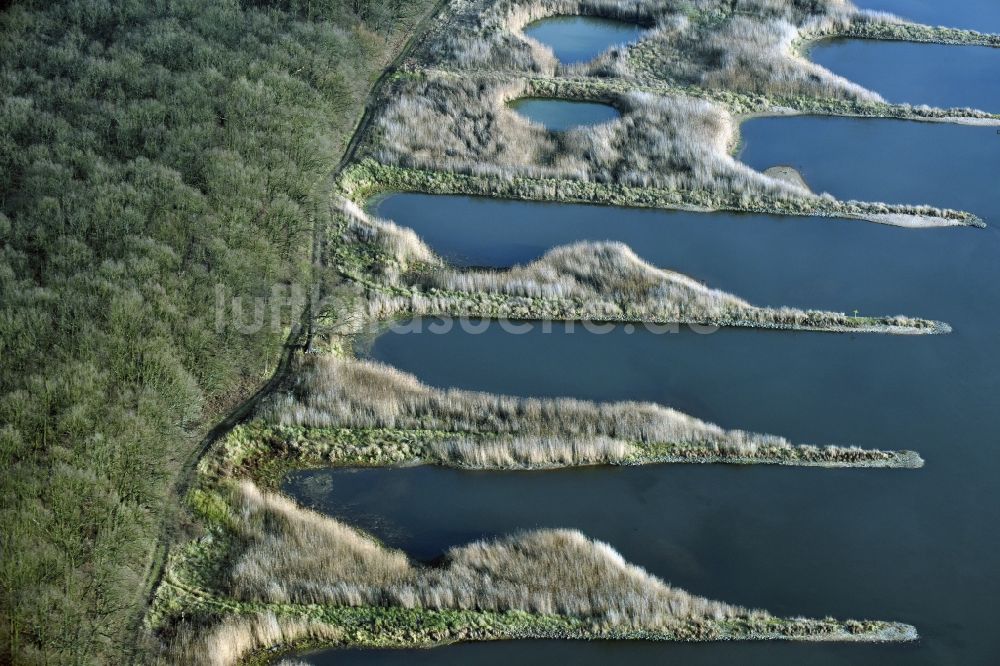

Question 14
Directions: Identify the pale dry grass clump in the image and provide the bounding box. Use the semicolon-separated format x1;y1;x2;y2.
223;480;754;629
424;240;751;314
260;354;829;458
443;529;746;623
164;612;343;666
371;77;557;178
427;435;637;468
228;482;413;604
338;198;438;267
359;239;772;325
696;12;881;101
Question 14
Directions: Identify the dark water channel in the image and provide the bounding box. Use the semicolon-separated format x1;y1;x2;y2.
811;39;1000;111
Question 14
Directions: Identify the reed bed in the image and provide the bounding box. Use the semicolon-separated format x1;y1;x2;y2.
163;613;343;666
363;75;988;226
258;354;898;464
416;0;658;75
426;435;636;468
413;0;996;108
226;480;752;628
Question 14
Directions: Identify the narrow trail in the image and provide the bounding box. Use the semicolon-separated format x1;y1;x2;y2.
129;3;450;661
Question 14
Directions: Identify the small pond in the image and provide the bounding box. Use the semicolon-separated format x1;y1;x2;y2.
508;98;619;131
522;15;645;64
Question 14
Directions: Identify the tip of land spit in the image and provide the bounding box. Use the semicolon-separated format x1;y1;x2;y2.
881;622;920;643
933;321;953;335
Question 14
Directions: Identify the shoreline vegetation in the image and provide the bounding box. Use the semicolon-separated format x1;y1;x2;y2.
150;480;918;666
357;75;986;228
146;340;925;661
343;159;984;229
354;0;999;228
33;0;990;662
243;353;928;474
329;196;950;334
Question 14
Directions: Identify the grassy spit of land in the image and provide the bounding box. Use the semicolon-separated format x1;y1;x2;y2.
146;465;918;666
232;347;927;474
358;73;986;228
328;193;949;334
147;304;926;661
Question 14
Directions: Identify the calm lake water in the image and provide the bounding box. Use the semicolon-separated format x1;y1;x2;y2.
811;40;1000;111
855;0;1000;34
522;16;645;64
286;26;1000;666
293;115;1000;664
508;98;619;131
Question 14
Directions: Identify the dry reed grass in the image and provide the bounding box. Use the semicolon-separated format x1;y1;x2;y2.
411;0;927;102
368;74;805;197
334;200;943;333
224;480;756;629
164;612;343;666
260;354;859;460
426;435;637;468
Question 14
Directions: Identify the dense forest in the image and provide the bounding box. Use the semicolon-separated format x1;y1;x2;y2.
0;0;434;662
